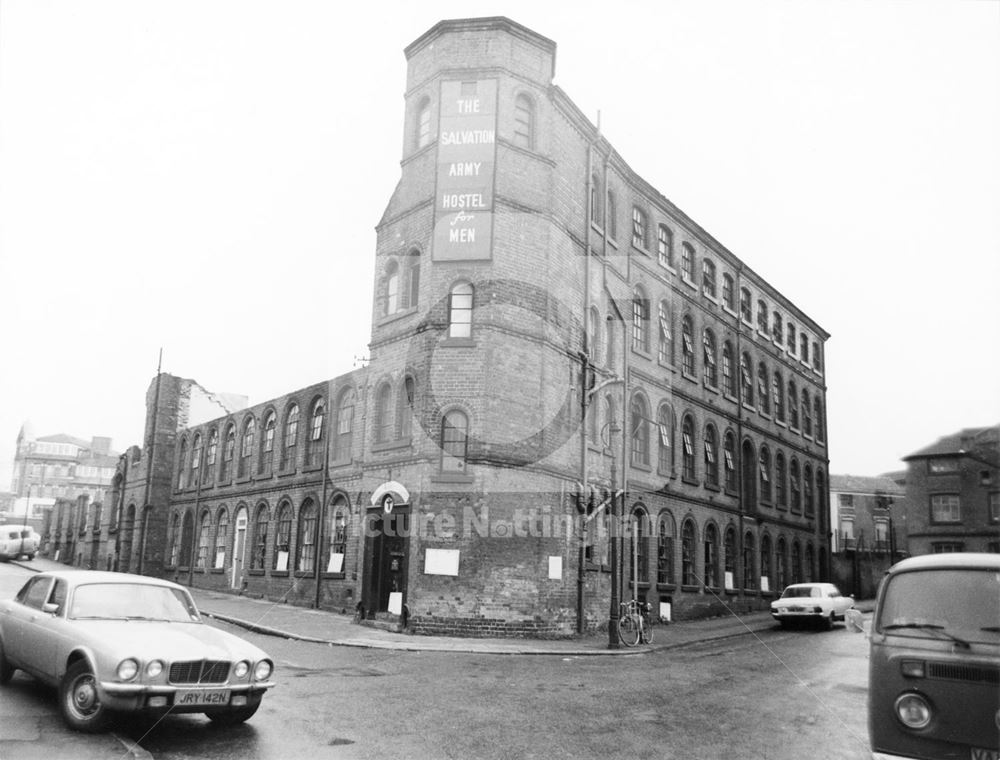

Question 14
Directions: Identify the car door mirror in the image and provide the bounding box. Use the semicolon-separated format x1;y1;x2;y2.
42;602;60;615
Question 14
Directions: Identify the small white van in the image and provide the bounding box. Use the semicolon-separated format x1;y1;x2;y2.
0;525;38;561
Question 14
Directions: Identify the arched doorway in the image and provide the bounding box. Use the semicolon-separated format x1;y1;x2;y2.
362;490;410;619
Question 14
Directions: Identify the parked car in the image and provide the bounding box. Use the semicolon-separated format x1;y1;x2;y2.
865;553;999;760
770;582;855;629
0;524;38;561
0;570;275;732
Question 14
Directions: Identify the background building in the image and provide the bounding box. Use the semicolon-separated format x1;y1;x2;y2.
48;17;832;637
901;425;999;556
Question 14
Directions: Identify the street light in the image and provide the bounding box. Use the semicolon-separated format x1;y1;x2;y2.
604;420;622;649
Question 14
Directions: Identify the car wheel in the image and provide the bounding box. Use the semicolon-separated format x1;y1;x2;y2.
822;612;834;631
205;702;260;726
60;660;111;732
0;640;15;685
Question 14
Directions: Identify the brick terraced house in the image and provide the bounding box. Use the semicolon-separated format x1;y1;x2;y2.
48;17;832;637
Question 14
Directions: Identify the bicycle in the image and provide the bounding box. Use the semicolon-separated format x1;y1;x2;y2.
617;599;655;646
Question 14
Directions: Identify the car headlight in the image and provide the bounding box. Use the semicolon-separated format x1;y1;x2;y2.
895;693;932;729
117;658;139;681
146;660;164;678
253;660;273;681
234;660;250;678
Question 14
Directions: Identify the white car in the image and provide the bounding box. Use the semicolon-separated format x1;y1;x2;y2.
770;582;855;629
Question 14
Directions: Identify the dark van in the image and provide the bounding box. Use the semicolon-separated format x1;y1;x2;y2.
868;553;1000;760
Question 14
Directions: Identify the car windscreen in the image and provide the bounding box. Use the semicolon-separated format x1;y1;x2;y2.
68;583;201;622
876;568;1000;644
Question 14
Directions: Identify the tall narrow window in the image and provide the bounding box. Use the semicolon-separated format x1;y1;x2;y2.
682;415;695;481
757;299;768;333
657;301;672;365
704;424;719;487
383;260;399;316
177;439;188;490
282;404;299;469
758;362;770;415
191;434;203;486
787;322;797;354
416;98;431;149
702;259;717;298
441;409;469;473
631;206;647;248
788;380;799;429
329;498;349;572
804;464;814;517
722;342;736;397
375;384;393;443
307;399;325;467
773;371;785;422
260;412;276;473
657;404;673;475
704;524;719;589
681;315;695;375
214;508;228;569
800;333;810;363
297;499;317;573
740;352;754;406
743;532;756;590
772;311;783;343
790;459;802;512
513;94;534;149
221;424;235;481
398;377;415;440
681;243;694;282
240;417;255;478
448;282;474;338
740;287;752;322
630;394;649;467
590;174;601;226
335;390;354;461
702;329;717;387
724;527;736;589
251;505;268;570
406;251;421;309
814;398;824;441
802;389;812;436
629;509;650;585
196;511;211;569
759;446;772;503
724;431;737;492
722;273;735;311
776;452;787;508
681;519;697;586
273;503;291;571
657;224;673;267
606;190;617;239
632;287;649;353
657;512;675;585
205;430;218;482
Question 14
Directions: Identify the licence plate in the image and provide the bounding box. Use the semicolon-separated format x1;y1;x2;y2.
971;749;1000;760
174;689;231;707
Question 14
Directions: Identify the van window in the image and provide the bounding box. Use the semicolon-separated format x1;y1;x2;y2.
876;567;1000;644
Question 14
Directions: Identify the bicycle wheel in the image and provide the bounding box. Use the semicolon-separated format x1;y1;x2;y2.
641;614;654;645
618;613;639;647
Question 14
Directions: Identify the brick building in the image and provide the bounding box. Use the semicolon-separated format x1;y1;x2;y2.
901;425;999;556
56;17;831;637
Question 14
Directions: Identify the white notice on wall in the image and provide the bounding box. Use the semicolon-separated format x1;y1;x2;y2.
548;556;562;580
328;552;344;573
388;592;403;615
214;550;225;569
760;576;770;593
424;548;460;576
659;601;672;623
724;571;734;590
276;550;289;572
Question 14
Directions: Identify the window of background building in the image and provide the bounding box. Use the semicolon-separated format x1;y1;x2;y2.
787;323;797;354
630;394;649;467
383;260;400;316
757;299;768;333
440;409;469;473
513;93;534;149
297;499;317;573
632;287;649;353
590;175;601;226
657;405;673;475
657;225;673;268
757;363;770;415
273;503;292;571
702;259;717;298
606;190;617;239
682;415;695;481
375;384;393;444
702;329;717;387
722;273;735;311
930;494;961;523
704;424;719;487
657;512;675;585
448;282;474;338
772;311;783;344
252;506;268;570
681;243;694;282
739;287;752;323
722;342;736;397
632;206;647;249
724;432;737;492
657;302;672;365
398;377;415;440
928;458;959;473
215;508;228;569
240;417;255;478
681;520;696;586
681;316;695;376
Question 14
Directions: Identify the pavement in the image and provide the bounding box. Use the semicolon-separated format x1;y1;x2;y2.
11;556;873;656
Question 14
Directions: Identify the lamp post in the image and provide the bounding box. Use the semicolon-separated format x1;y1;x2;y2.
606;421;622;649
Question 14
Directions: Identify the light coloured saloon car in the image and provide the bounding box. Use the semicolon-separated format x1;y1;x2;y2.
770;582;855;629
0;570;275;732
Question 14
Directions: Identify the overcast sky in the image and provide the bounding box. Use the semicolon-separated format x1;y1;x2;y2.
1;0;998;491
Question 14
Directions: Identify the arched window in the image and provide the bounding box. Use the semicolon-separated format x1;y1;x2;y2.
657;301;672;365
629;507;650;586
273;502;292;571
776;537;788;589
177;438;188;490
239;416;255;478
757;299;769;333
704;424;719;488
259;412;276;474
334;389;354;461
814;397;825;442
722;341;736;397
681;242;695;282
326;495;350;574
630;394;649;467
656;404;673;475
297;499;317;573
790;458;802;512
191;434;203;486
759;446;772;504
513;93;534;149
681;414;696;481
802;389;812;437
416;96;431;149
307;399;325;467
804;463;814;517
657;512;676;585
743;531;756;590
724;431;737;492
702;258;717;298
775;451;788;508
448;282;474;338
681;519;697;586
221;424;236;481
773;370;785;422
631;206;648;249
398;376;415;440
740;352;754;406
787;322;797;354
251;504;269;570
657;224;673;268
772;311;784;343
215;507;229;569
681;315;695;376
405;249;421;309
196;510;211;569
739;287;752;322
383;260;400;316
788;380;799;429
168;513;181;566
179;510;194;567
440;409;469;473
205;429;218;482
757;362;770;415
760;534;773;592
704;523;719;589
722;273;735;310
631;286;649;353
375;384;393;444
281;404;299;470
791;541;802;584
606;189;617;239
724;526;737;589
702;329;717;387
